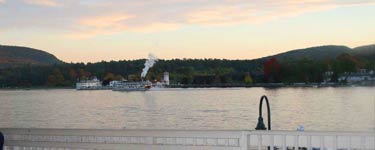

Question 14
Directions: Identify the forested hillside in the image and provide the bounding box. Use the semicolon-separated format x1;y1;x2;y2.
352;44;375;61
0;45;62;68
257;45;352;62
0;44;373;87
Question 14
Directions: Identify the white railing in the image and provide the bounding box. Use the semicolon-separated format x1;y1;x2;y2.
0;128;374;150
1;128;246;150
248;130;374;150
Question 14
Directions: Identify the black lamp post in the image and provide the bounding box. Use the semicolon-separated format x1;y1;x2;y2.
255;95;271;130
0;131;4;150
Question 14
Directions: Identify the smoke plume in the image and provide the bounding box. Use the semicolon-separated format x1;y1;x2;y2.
141;53;158;78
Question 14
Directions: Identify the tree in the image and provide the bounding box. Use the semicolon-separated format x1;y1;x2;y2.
79;69;88;80
69;69;78;81
244;72;253;84
128;74;140;81
334;53;360;73
114;75;124;81
263;58;281;82
54;69;65;86
47;75;57;86
104;73;115;81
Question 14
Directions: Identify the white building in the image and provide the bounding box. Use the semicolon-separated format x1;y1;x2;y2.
163;72;169;85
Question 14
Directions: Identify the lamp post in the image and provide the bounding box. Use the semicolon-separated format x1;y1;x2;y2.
255;95;271;130
0;131;4;150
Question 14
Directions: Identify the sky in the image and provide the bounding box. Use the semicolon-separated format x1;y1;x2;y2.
0;0;374;63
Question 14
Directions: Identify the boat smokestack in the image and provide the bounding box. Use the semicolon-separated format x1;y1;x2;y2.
141;53;158;78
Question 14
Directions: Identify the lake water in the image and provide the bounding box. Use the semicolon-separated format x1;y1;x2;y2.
0;87;374;132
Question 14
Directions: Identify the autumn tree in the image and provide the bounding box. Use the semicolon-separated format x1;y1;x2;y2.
128;74;140;81
244;72;253;84
69;68;78;81
47;75;57;86
114;75;124;81
263;58;281;82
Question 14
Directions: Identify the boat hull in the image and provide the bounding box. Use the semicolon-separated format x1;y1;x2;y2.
112;87;148;91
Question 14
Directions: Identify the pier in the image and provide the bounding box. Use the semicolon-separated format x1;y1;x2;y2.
1;128;374;150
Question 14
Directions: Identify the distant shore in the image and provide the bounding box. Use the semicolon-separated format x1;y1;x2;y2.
1;83;374;90
0;86;74;90
167;83;374;88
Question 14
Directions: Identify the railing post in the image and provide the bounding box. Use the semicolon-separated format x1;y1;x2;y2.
307;135;312;150
360;136;366;150
333;135;337;150
258;134;262;150
320;136;324;150
240;131;248;150
294;135;299;149
282;135;286;150
270;134;274;149
348;136;352;150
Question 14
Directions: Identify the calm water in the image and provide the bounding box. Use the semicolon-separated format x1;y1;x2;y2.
0;87;374;131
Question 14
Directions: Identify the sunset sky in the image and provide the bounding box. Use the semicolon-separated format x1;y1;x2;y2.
0;0;374;62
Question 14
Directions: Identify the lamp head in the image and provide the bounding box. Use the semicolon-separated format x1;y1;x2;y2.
255;116;267;130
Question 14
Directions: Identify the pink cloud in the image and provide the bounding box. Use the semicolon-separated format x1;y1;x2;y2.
23;0;60;7
79;14;134;28
67;13;180;38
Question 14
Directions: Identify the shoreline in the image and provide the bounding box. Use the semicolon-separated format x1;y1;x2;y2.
167;83;374;88
1;83;373;90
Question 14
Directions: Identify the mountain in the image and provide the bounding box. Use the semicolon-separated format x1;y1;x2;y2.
257;45;353;62
0;45;63;68
0;44;373;69
352;44;375;61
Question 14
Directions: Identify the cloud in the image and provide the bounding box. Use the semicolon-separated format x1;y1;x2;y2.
79;14;134;28
1;0;375;38
67;14;134;38
23;0;60;7
68;0;375;38
68;13;181;38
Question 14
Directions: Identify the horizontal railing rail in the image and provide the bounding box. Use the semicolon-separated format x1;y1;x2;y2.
0;128;374;150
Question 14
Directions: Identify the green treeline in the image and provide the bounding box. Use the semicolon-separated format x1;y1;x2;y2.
0;53;373;88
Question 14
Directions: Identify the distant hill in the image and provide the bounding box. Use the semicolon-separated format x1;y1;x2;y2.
254;44;375;63
257;45;353;62
352;44;375;61
0;45;63;68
